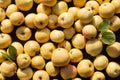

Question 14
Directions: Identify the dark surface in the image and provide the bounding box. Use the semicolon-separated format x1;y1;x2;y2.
5;0;120;80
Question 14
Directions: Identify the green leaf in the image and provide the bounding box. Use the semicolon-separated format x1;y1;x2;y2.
102;30;116;45
8;45;17;61
98;19;111;32
2;52;12;62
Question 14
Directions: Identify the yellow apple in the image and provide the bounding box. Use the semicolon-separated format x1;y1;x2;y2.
34;13;48;29
16;26;32;41
52;1;68;15
6;4;18;18
111;0;120;13
74;19;83;33
40;0;57;7
73;0;86;7
51;48;70;67
0;33;12;49
50;30;65;43
0;49;6;63
0;0;11;8
9;12;25;26
0;19;14;33
25;13;36;28
77;59;94;78
35;28;50;43
15;0;33;11
91;71;105;80
72;34;86;49
40;42;56;60
37;3;51;15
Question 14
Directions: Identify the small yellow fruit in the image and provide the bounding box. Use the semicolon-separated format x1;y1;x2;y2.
91;71;105;80
0;49;6;63
111;0;120;13
96;0;110;4
99;2;115;18
40;0;57;7
77;7;93;24
0;0;11;8
74;20;83;33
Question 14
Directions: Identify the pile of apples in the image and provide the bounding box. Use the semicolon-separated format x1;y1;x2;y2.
0;0;120;80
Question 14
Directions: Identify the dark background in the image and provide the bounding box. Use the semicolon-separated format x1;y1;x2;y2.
5;0;120;80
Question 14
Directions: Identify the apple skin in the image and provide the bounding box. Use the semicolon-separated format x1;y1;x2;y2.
6;4;18;18
31;56;45;70
0;0;11;8
52;1;68;15
0;49;6;63
9;12;25;26
40;0;57;7
58;12;74;28
106;62;120;78
0;33;12;49
77;59;94;78
16;26;32;41
91;71;105;80
24;40;40;57
15;0;33;11
51;48;70;67
0;19;14;34
17;53;31;69
40;42;56;60
45;61;59;77
0;8;6;22
0;60;17;77
17;67;33;80
33;70;50;80
60;64;77;80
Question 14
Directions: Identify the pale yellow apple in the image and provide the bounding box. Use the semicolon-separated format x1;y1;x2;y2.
45;61;59;77
0;60;17;77
111;0;120;13
106;62;120;78
51;48;70;67
6;4;18;18
72;34;86;49
17;67;33;80
40;0;57;7
93;55;109;70
85;0;99;15
25;13;36;28
57;40;71;51
52;1;68;15
69;48;83;63
96;0;110;4
91;71;105;80
109;15;120;32
0;0;11;8
85;39;103;57
0;19;14;33
0;8;6;22
40;42;56;60
99;2;115;18
106;42;120;58
60;64;77;80
15;0;33;11
9;12;25;26
63;27;75;40
37;3;51;15
0;33;12;49
16;26;32;41
17;53;31;69
35;28;50;43
11;42;23;55
91;15;103;29
31;55;45;70
82;24;97;39
73;0;86;7
48;14;58;29
77;59;94;78
58;12;74;28
68;7;80;20
74;19;83;33
0;49;6;63
34;13;48;29
77;7;93;24
50;30;65;43
24;40;40;57
33;70;50;80
34;0;41;4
